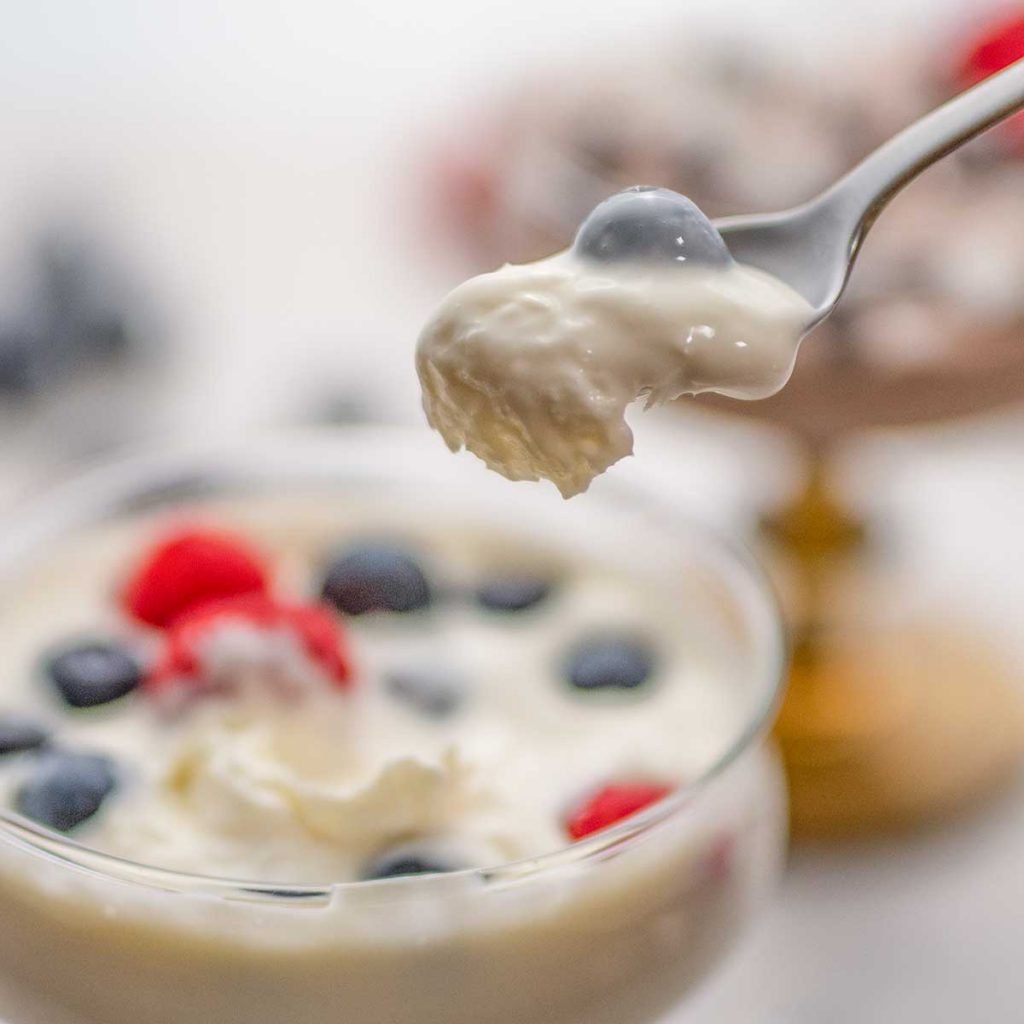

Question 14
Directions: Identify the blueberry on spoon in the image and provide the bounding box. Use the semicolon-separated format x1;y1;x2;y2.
573;186;733;267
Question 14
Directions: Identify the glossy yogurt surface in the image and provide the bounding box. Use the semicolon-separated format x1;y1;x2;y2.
418;228;813;497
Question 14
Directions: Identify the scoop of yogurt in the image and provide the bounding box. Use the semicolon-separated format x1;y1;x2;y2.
417;187;814;498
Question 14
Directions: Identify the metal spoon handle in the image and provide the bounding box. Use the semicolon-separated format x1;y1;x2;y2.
717;57;1024;315
826;57;1024;254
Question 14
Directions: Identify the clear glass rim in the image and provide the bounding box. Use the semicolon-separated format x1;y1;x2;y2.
0;426;787;904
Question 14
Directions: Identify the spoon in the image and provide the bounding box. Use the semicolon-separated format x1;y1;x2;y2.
706;58;1024;323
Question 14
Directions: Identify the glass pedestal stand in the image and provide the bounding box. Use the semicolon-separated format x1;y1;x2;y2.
761;456;1023;839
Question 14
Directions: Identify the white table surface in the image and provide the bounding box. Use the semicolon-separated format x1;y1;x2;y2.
1;3;1024;1021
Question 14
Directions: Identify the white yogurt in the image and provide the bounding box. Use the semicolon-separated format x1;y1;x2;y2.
417;251;813;497
0;487;785;1024
0;501;741;884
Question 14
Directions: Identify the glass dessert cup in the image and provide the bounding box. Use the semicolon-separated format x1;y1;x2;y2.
0;428;786;1024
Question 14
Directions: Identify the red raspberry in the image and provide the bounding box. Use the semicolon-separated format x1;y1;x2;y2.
432;136;500;255
284;602;352;686
564;781;673;841
145;593;352;694
954;11;1024;151
121;527;269;628
957;12;1024;86
148;592;277;683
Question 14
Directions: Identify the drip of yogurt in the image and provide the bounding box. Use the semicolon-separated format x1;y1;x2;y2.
417;188;814;497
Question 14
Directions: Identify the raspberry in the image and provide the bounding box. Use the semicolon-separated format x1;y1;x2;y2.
564;781;673;841
284;602;352;685
121;527;269;628
147;593;277;684
954;12;1024;152
957;12;1024;86
145;593;352;694
433;143;499;250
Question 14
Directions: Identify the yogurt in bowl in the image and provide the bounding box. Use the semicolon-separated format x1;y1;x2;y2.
0;429;786;1024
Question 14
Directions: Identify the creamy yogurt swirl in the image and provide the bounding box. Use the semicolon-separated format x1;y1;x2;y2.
418;252;812;498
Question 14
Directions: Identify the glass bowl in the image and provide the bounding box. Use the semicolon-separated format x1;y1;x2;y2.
0;427;786;1024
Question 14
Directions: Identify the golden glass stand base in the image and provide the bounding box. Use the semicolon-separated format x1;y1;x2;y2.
776;628;1024;839
761;463;1024;839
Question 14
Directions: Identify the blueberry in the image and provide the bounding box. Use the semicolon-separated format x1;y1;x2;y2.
475;575;553;613
573;187;732;267
320;543;432;615
360;845;457;881
15;751;116;832
386;667;464;718
45;642;142;708
16;235;144;401
0;716;49;756
565;636;656;691
81;312;132;362
0;329;45;396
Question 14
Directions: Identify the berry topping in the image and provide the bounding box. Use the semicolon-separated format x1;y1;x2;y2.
0;716;49;756
957;12;1024;86
45;642;142;708
565;781;673;840
15;751;116;832
475;575;553;612
386;667;464;717
146;593;352;694
121;526;269;628
320;543;432;615
574;187;733;267
360;845;457;881
0;329;44;396
564;636;655;691
434;143;500;252
955;13;1024;150
285;602;352;687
